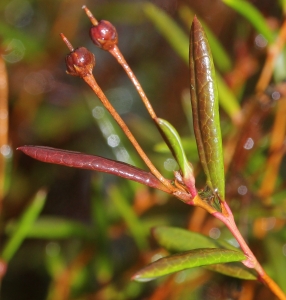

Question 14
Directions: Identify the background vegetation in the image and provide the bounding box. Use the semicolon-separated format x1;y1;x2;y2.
1;0;286;299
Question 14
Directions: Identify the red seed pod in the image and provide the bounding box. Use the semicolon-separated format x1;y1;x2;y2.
90;20;118;50
65;47;95;77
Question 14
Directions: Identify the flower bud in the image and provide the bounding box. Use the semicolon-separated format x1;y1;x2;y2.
65;47;95;77
90;20;118;50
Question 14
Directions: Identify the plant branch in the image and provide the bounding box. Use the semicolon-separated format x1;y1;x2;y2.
82;73;177;193
213;201;286;300
83;5;158;121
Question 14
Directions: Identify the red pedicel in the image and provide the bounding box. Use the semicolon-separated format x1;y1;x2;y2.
90;20;118;50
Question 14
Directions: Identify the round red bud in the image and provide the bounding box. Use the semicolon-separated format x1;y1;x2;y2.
65;47;95;77
90;20;118;50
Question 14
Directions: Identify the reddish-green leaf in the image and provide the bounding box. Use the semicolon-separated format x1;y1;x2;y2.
189;16;225;200
17;146;170;192
132;248;246;282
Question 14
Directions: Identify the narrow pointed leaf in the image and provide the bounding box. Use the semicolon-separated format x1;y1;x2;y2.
5;217;93;240
1;190;46;262
143;2;241;122
17;146;170;193
152;226;257;280
223;0;274;44
190;17;225;200
132;248;246;282
177;4;232;72
155;118;196;195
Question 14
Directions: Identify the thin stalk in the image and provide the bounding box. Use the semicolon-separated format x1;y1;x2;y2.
83;5;157;120
82;73;176;193
109;46;157;120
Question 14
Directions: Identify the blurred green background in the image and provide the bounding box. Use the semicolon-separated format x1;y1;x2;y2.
1;0;286;299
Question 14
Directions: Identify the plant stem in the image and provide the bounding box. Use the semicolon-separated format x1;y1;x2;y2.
214;201;286;300
83;5;158;121
109;46;157;120
256;19;286;93
82;73;176;193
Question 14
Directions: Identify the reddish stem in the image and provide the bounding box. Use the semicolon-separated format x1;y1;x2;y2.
109;46;157;120
60;33;74;52
214;201;286;300
82;5;98;26
82;73;177;193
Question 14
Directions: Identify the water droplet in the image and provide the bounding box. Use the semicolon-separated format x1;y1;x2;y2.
272;91;280;101
255;34;268;48
209;227;221;239
238;185;248;195
164;158;178;171
92;106;105;119
107;134;120;147
243;137;254;150
1;145;12;158
2;39;25;63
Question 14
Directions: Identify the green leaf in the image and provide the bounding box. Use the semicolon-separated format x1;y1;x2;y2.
152;226;257;280
152;226;218;251
152;226;240;252
190;17;225;200
5;217;93;240
143;2;241;121
205;262;257;280
1;190;46;262
223;0;274;43
155;118;196;195
132;248;246;282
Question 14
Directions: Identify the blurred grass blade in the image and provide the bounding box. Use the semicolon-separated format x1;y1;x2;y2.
109;185;148;250
152;226;218;251
190;17;225;200
5;217;93;240
143;2;188;65
1;189;46;262
132;248;246;282
264;236;286;292
143;2;240;122
178;4;232;72
223;0;274;43
155;118;196;196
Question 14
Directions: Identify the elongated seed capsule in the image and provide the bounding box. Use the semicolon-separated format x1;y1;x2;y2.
189;16;225;200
